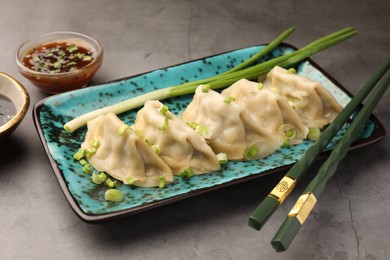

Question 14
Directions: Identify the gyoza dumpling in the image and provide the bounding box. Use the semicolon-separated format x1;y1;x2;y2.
181;85;280;160
222;79;309;145
132;100;220;175
81;112;173;187
262;66;343;128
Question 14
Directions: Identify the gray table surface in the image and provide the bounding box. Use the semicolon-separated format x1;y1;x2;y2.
1;0;389;259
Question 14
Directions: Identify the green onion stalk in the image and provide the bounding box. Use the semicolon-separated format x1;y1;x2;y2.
64;27;357;133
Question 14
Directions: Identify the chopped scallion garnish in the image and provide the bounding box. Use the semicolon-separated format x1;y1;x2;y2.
202;84;210;93
92;172;107;185
258;82;264;90
73;148;87;160
223;96;236;104
118;124;130;135
158;176;166;188
308;127;321;141
152;144;161;154
179;168;194;179
217;153;228;164
125;177;136;185
105;178;117;188
244;145;259;160
104;189;124;202
158;118;169;131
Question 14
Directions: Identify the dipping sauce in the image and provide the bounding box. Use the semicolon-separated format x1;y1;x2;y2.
0;94;16;127
22;42;95;74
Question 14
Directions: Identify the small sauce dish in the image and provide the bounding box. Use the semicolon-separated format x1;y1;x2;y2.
0;72;30;140
15;31;103;94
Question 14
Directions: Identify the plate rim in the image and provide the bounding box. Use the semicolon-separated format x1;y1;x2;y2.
33;42;386;223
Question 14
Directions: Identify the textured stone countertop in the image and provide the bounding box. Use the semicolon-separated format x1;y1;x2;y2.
0;0;389;259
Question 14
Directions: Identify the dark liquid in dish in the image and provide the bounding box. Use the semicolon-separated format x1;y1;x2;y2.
22;42;94;73
0;94;16;126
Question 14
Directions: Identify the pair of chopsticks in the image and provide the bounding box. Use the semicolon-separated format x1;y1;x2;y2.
248;58;390;251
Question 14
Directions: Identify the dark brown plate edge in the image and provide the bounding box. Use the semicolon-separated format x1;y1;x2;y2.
33;42;386;223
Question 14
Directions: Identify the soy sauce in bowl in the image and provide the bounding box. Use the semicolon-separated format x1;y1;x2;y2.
0;94;16;127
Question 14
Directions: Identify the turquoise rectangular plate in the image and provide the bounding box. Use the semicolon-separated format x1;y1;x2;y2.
33;43;385;223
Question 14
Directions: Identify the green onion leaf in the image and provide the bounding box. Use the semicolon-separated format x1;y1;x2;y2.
90;139;100;148
105;189;124;202
288;67;297;74
82;163;92;174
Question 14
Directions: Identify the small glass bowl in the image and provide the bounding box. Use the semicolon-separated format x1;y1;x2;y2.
15;31;103;94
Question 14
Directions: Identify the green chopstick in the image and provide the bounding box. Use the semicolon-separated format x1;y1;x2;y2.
271;62;390;252
248;58;390;231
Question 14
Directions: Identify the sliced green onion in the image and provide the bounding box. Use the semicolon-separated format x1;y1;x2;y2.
288;67;297;74
223;96;236;104
125;177;136;185
73;148;87;160
86;147;97;157
195;124;212;139
92;172;106;184
160;105;172;119
202;84;210;93
82;163;92;174
90;139;100;148
186;121;198;130
258;82;264;90
158;118;169;131
244;145;259;160
152;144;161;154
79;159;87;166
118;124;130;136
105;178;117;188
158;176;166;188
179;168;194;179
67;44;78;52
308;127;321;141
287;99;295;109
217;153;228;164
104;189;124;202
280;141;291;148
279;124;297;139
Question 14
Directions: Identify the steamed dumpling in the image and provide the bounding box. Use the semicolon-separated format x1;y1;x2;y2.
133;100;220;175
82;112;173;187
263;66;343;128
182;85;280;160
222;79;309;145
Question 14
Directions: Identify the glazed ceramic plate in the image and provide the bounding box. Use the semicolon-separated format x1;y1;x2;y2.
34;43;385;223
